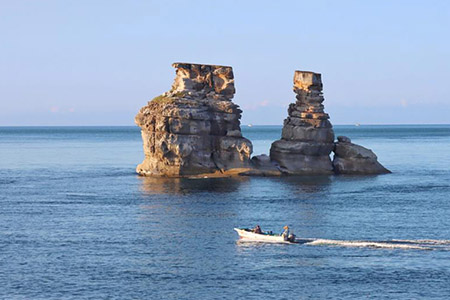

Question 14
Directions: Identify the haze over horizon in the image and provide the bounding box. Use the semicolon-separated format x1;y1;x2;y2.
1;0;449;126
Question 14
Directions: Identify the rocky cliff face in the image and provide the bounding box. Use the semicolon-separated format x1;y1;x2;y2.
135;63;252;177
270;71;335;174
333;136;391;174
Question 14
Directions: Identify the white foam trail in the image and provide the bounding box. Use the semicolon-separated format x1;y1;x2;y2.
305;239;432;250
391;239;450;245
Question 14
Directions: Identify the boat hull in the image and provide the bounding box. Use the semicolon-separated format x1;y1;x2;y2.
234;228;295;244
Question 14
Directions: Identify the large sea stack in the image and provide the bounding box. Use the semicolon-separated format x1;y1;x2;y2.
135;63;252;177
270;71;335;174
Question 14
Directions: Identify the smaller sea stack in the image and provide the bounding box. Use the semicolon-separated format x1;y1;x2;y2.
333;136;391;174
270;71;335;174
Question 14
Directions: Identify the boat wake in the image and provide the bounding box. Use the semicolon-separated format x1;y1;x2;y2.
391;239;450;245
302;238;450;250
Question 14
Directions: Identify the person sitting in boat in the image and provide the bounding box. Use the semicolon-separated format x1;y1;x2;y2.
288;233;296;242
281;225;290;241
252;225;262;234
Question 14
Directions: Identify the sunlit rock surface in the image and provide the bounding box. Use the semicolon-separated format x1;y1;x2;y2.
135;63;252;177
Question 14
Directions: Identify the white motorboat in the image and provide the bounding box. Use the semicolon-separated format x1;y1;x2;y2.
234;228;297;244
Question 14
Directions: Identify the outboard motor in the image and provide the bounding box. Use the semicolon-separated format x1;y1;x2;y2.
288;233;296;242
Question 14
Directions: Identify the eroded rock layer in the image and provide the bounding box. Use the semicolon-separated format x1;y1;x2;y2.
270;71;335;174
135;63;252;177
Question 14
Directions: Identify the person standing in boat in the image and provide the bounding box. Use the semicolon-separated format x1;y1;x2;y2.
281;226;290;241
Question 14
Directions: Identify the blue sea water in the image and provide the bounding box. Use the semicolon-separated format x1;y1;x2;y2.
1;125;450;299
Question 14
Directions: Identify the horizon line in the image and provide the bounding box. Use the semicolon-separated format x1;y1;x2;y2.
1;123;450;127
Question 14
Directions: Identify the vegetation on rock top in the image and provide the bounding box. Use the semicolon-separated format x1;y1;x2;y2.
151;92;186;104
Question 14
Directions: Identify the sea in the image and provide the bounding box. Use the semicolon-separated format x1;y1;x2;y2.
1;125;450;299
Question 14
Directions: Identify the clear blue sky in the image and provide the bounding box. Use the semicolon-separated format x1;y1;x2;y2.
1;0;449;125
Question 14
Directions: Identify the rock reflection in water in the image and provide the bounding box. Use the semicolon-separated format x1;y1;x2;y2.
138;176;249;195
276;175;332;194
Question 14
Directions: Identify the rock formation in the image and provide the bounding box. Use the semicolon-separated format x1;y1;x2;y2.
333;136;391;174
135;64;390;177
135;63;252;177
270;71;335;174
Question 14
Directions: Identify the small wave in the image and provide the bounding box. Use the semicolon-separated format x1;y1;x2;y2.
0;179;16;185
305;239;432;250
63;192;98;197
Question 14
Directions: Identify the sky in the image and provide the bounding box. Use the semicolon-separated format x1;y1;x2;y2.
1;0;449;125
